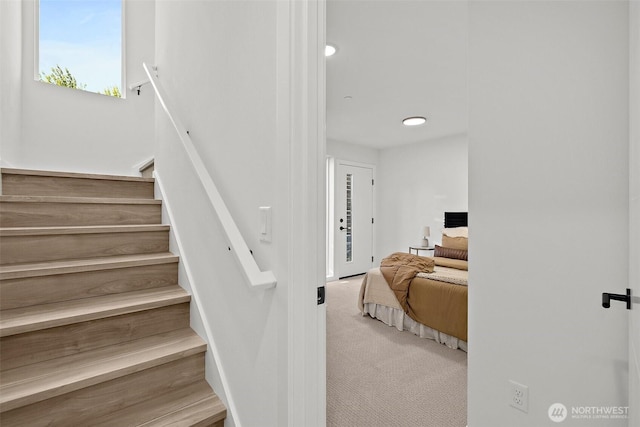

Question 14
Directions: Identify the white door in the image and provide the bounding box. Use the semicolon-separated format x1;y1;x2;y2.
336;162;373;278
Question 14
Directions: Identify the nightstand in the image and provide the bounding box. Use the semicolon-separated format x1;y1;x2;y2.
408;246;435;256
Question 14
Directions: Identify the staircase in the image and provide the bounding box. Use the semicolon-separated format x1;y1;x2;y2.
0;168;226;426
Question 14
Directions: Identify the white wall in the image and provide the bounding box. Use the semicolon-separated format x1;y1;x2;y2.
154;1;282;425
0;0;22;166
12;0;155;175
468;2;629;426
376;134;467;261
327;139;379;165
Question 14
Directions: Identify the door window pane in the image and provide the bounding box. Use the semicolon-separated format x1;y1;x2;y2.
346;173;352;262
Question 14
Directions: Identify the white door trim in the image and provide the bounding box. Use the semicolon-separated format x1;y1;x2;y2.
334;159;376;279
278;0;326;426
326;157;336;281
628;1;639;425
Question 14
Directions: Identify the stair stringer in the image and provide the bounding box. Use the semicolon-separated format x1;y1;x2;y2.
154;171;237;427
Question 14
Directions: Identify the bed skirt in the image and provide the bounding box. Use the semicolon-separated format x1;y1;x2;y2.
362;302;468;352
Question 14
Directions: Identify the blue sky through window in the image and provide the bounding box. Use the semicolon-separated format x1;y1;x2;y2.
39;0;122;94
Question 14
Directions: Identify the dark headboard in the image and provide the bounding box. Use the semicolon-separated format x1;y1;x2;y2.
444;212;468;228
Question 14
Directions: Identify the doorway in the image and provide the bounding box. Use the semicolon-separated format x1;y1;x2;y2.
332;160;374;279
320;2;638;427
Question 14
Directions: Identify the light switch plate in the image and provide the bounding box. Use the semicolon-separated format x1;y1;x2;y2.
259;206;272;242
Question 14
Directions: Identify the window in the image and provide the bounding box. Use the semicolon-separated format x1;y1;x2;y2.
37;0;123;97
346;173;353;262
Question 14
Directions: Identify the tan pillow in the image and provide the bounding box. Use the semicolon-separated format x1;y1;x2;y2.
442;235;468;251
434;245;468;261
433;257;469;271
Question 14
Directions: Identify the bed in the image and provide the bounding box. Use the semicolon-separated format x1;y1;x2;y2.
358;212;469;351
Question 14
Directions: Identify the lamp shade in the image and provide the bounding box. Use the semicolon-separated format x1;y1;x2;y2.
423;226;430;237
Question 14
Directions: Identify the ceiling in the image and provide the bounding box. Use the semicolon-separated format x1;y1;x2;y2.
326;0;468;149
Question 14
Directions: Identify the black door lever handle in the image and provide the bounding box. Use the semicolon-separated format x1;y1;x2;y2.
602;288;631;309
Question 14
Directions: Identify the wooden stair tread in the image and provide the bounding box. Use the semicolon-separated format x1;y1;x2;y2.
0;224;169;237
0;168;155;183
0;167;226;425
91;380;226;427
0;286;190;337
0;252;179;280
0;195;161;204
0;328;206;412
139;394;226;427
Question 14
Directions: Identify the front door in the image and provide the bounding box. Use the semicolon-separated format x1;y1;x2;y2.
336;162;373;278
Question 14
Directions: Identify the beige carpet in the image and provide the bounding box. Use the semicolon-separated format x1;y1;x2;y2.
326;275;467;427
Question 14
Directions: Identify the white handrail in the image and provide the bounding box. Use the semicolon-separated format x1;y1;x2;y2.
143;63;276;290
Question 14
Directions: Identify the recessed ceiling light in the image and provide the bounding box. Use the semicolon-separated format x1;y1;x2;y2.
402;116;427;126
325;44;337;57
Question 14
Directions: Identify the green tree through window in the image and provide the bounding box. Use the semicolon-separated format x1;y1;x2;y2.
38;0;123;98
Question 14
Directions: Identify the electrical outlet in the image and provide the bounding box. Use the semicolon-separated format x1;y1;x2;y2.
509;380;529;413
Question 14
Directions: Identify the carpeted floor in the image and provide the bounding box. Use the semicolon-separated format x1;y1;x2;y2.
326;275;467;427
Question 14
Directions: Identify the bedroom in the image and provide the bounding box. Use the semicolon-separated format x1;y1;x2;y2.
325;0;468;279
324;1;470;424
324;1;636;426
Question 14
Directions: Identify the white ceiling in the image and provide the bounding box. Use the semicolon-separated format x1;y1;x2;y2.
326;0;468;149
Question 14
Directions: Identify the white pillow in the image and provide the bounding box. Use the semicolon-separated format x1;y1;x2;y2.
443;227;468;238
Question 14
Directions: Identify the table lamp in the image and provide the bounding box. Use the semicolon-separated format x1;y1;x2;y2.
422;226;430;247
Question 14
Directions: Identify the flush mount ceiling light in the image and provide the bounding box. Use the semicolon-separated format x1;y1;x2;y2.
402;116;427;126
325;44;337;57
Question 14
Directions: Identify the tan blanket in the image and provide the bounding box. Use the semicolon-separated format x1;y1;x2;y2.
379;252;435;313
358;268;403;313
407;276;468;341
